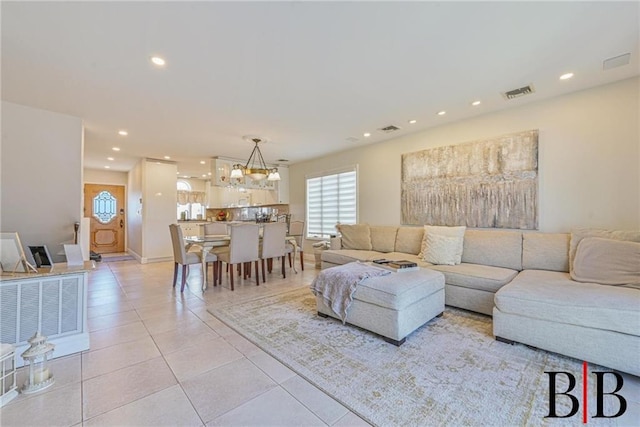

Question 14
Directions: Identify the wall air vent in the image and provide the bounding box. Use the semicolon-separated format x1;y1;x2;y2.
378;125;401;133
502;84;535;100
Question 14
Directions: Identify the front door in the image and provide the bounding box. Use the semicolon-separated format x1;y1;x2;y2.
84;184;125;254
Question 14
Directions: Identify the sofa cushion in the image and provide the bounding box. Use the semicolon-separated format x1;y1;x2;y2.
419;225;466;265
571;237;640;286
370;226;398;253
337;224;372;250
522;232;570;272
428;263;519;293
321;249;383;265
495;270;640;336
394;227;424;255
461;229;523;271
569;228;640;271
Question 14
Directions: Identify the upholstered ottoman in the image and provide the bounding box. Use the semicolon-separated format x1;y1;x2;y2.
315;268;445;345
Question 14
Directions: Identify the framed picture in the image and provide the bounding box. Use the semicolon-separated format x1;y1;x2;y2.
0;232;33;273
28;245;53;268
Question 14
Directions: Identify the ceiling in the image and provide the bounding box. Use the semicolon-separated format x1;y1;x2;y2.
2;2;638;179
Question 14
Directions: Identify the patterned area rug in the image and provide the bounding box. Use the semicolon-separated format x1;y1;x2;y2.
207;288;615;426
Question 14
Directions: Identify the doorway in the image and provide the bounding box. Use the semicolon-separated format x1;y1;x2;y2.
84;184;125;254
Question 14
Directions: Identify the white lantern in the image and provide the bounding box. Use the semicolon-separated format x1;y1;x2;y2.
20;332;55;394
0;343;18;407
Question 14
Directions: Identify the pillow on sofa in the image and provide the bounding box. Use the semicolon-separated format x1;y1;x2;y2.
370;226;398;253
423;233;464;265
337;224;372;250
394;227;424;255
421;225;465;265
571;237;640;286
569;228;640;271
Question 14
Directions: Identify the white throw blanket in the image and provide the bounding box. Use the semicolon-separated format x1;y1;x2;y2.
310;262;391;323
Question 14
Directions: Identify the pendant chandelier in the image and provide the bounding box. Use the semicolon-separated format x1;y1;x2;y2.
231;136;281;181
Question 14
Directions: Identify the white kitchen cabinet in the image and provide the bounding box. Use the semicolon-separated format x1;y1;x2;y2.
179;222;205;237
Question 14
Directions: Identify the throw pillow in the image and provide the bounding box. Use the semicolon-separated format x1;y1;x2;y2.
569;228;640;272
421;225;466;265
337;224;372;250
423;233;464;265
571;237;640;286
370;226;398;253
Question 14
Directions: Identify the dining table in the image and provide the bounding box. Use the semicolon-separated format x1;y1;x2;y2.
185;233;299;290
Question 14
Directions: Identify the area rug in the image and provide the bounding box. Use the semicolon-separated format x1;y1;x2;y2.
207;288;615;426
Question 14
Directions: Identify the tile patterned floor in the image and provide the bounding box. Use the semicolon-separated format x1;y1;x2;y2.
1;259;366;427
2;258;639;426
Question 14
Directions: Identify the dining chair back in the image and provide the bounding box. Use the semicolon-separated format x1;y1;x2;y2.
288;220;305;271
204;222;229;235
217;224;260;290
169;224;218;292
260;222;290;279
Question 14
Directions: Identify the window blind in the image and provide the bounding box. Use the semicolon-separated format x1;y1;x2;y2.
306;168;357;238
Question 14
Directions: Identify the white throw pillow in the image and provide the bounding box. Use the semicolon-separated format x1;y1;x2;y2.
421;225;466;265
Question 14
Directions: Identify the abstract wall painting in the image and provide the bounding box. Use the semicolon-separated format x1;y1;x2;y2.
401;130;538;229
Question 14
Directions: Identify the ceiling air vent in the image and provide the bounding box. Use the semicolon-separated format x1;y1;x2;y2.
502;84;535;100
346;137;359;143
378;125;401;134
277;159;289;163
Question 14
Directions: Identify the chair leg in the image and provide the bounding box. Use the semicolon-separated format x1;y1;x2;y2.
180;265;188;292
255;260;260;286
300;251;304;271
218;261;223;283
173;262;178;288
288;253;292;268
229;264;234;291
281;255;286;278
261;259;266;283
213;262;218;287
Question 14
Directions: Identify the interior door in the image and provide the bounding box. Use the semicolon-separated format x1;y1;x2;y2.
84;184;125;254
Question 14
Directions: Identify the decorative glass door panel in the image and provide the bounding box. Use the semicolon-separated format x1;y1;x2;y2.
84;184;125;253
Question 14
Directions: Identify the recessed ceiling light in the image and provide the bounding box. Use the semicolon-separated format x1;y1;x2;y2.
112;147;120;151
118;130;128;136
107;157;114;161
182;175;189;178
104;165;110;169
176;172;180;175
363;132;371;137
208;172;212;175
408;119;417;124
164;156;171;160
560;72;574;80
437;111;446;116
471;100;481;106
200;160;206;165
151;56;166;66
202;174;207;177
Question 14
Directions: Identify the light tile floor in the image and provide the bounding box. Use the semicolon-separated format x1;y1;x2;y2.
2;258;639;426
1;258;367;427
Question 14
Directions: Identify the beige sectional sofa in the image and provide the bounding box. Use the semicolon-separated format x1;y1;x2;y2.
321;224;640;376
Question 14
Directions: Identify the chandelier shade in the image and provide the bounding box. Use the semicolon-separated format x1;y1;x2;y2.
232;136;280;181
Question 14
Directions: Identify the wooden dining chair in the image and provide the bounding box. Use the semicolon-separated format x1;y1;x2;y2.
288;220;305;271
168;224;218;292
260;222;291;281
216;224;260;290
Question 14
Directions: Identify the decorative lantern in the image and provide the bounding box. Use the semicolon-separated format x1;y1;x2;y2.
0;343;18;407
20;332;55;394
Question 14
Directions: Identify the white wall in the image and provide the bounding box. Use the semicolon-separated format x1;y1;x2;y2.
290;77;640;234
84;168;128;186
127;160;143;259
142;160;178;262
1;101;84;262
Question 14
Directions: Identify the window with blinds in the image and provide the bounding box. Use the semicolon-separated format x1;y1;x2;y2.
306;168;357;238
